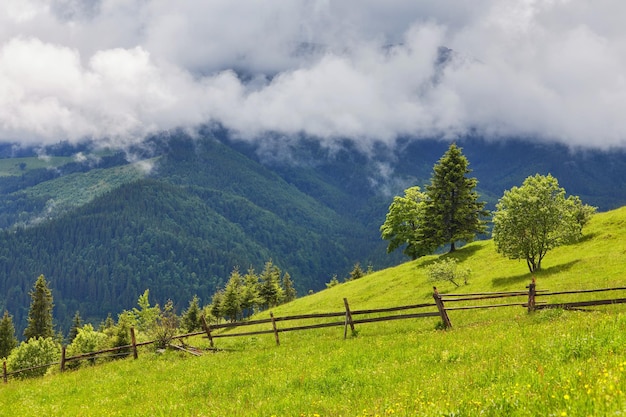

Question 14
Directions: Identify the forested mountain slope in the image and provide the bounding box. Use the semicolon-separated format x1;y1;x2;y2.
0;136;394;334
0;133;625;336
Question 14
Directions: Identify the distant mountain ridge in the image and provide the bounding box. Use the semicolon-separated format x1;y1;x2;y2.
0;132;624;335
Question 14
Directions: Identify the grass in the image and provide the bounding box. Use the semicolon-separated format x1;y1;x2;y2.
1;207;626;416
0;156;75;176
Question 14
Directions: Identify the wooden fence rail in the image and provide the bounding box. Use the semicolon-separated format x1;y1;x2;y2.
4;280;626;384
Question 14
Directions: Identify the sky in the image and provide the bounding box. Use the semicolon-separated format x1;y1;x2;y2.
1;0;625;152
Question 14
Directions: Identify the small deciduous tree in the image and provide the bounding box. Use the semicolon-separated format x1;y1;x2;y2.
23;275;55;341
426;258;471;288
0;310;18;359
492;174;596;273
133;289;160;332
153;300;179;349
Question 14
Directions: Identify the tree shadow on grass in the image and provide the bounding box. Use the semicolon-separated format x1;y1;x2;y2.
419;244;484;268
491;260;581;288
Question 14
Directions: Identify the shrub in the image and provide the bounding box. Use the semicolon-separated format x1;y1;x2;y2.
426;258;471;287
66;324;109;368
6;337;60;379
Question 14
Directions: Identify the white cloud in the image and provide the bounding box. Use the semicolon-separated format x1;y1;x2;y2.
0;0;625;150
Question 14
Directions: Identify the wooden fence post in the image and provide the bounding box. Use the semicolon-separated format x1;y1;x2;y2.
343;298;355;339
60;345;66;372
527;277;536;313
433;287;452;329
3;360;7;384
130;327;138;359
270;312;280;346
201;315;214;348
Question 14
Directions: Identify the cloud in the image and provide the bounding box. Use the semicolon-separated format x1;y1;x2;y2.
0;0;625;150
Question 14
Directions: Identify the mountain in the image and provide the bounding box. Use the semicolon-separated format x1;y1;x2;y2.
0;132;625;335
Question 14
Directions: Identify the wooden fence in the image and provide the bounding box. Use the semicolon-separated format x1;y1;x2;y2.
4;280;626;383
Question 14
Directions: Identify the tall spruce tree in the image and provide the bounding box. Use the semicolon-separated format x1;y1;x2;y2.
281;271;297;303
424;144;489;252
68;311;83;343
258;260;284;309
222;268;243;322
241;267;260;317
23;274;55;341
0;310;18;358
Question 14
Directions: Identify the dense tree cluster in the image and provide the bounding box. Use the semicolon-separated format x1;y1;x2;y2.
381;145;595;274
381;144;489;258
0;259;300;371
207;260;297;323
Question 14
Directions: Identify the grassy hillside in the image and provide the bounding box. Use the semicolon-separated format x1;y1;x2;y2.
2;207;626;416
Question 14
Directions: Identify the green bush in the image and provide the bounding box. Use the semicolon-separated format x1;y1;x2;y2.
66;325;109;368
426;258;471;287
6;337;60;379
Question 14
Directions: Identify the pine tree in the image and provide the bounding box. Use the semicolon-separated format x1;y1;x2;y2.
181;295;202;332
68;311;83;343
424;144;489;253
347;262;365;281
241;267;260;318
23;274;55;341
258;260;284;309
0;310;18;359
222;267;243;322
281;271;297;303
209;290;224;323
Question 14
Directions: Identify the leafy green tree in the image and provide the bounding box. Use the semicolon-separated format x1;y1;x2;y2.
258;260;284;309
106;311;134;357
0;310;18;359
23;275;55;341
181;295;203;333
6;337;60;379
380;186;432;259
222;268;243;322
492;174;596;273
133;289;160;332
424;144;489;253
426;258;471;288
282;271;297;303
68;311;83;343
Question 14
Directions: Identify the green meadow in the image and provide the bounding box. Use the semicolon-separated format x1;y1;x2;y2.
2;207;626;416
0;156;75;177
